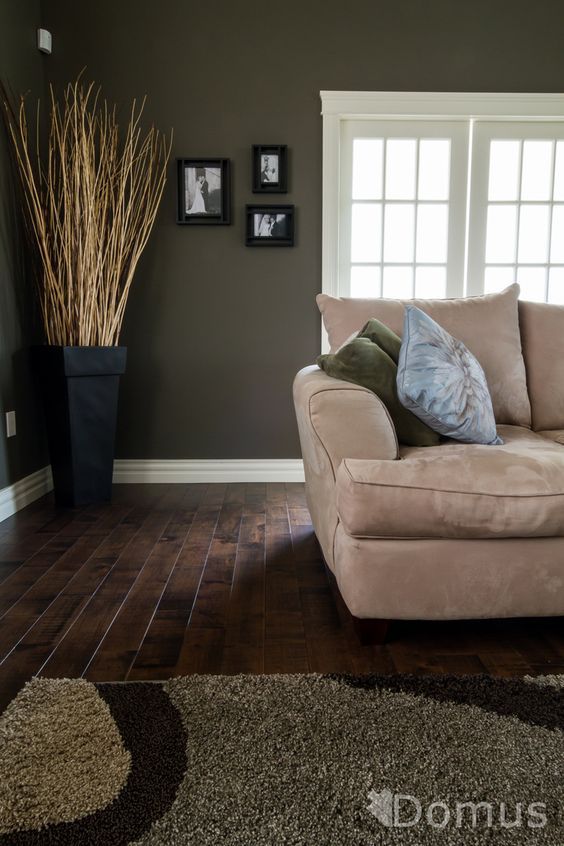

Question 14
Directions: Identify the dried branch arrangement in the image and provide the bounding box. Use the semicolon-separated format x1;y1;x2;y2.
1;77;172;346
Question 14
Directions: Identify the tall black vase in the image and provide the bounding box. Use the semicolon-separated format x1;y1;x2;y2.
33;346;127;506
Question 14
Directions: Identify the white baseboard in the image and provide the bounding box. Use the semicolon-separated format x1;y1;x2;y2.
112;459;305;484
0;466;53;524
0;461;305;522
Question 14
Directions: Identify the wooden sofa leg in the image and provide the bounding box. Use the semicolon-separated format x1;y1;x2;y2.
353;617;392;645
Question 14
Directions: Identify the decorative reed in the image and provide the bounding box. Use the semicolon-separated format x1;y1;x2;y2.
1;76;171;346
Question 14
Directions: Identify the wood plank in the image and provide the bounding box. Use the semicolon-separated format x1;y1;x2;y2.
326;571;397;676
220;511;266;674
223;482;246;504
0;504;130;618
264;501;309;674
477;648;534;677
0;532;58;570
387;634;447;675
83;487;202;681
0;518;144;706
289;508;352;673
180;537;238;632
0;560;30;585
0;535;79;617
171;501;242;677
0;528;122;658
0;495;59;536
39;507;173;679
285;483;308;508
127;499;224;680
174;628;225;674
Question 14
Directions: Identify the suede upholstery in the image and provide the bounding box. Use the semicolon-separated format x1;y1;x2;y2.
333;528;564;620
539;429;564;446
317;284;531;427
294;294;564;622
519;300;564;431
293;366;398;570
337;426;564;539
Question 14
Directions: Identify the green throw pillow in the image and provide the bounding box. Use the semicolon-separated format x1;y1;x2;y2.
358;318;402;363
317;336;440;447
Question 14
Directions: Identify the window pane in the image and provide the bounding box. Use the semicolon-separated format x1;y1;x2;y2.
385;139;416;199
488;140;520;201
418;139;450;200
485;205;517;263
350;265;381;298
520;140;553;201
352;139;383;200
516;266;547;302
416;204;448;263
518;204;550;263
383;204;415;262
383;266;413;298
550;205;564;262
351;203;382;262
484;266;515;294
548;267;564;304
415;266;446;298
553;142;564;201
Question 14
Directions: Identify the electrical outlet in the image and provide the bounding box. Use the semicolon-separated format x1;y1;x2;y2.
6;411;16;438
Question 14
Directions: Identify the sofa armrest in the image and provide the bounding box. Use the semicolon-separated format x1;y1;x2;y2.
293;365;399;477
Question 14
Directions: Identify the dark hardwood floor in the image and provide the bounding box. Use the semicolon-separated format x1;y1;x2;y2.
0;482;563;711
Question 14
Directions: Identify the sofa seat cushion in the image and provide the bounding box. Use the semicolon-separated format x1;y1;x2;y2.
336;426;564;539
537;430;564;446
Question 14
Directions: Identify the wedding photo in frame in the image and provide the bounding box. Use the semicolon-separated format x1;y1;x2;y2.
177;158;231;224
246;205;294;246
252;145;288;193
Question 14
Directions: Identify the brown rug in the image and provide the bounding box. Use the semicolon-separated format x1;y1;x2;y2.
0;674;562;844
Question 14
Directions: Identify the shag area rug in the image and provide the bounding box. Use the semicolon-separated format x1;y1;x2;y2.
0;674;562;845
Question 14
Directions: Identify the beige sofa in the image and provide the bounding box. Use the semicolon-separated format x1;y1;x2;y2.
293;284;564;642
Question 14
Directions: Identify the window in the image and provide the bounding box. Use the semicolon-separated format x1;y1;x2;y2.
341;121;468;300
468;123;564;303
322;92;564;314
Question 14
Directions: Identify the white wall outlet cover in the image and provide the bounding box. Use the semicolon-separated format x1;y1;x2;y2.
6;411;16;438
37;28;52;54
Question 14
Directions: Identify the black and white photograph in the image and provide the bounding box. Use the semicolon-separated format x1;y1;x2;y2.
185;166;219;215
252;145;288;193
254;212;286;237
260;154;279;185
246;205;294;246
177;158;231;224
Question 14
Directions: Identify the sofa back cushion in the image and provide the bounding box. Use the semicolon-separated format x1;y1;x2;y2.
519;300;564;430
317;283;531;427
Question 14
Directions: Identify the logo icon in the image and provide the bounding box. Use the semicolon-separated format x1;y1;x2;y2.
366;787;547;830
366;788;394;827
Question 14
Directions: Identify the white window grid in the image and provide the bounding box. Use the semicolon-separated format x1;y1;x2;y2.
321;92;564;350
349;137;450;298
467;124;564;301
339;119;469;303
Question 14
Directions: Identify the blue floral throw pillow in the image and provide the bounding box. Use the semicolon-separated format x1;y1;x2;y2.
397;306;503;445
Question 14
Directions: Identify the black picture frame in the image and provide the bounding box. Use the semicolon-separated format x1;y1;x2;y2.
177;158;230;224
246;205;295;247
252;145;287;193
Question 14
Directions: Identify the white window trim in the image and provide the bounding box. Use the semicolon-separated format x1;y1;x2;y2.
321;91;564;345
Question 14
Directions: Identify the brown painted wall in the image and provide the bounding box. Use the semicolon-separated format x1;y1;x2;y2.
12;0;564;462
0;0;48;488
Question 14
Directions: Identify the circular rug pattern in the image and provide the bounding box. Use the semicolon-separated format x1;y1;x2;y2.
0;674;561;845
0;679;187;845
